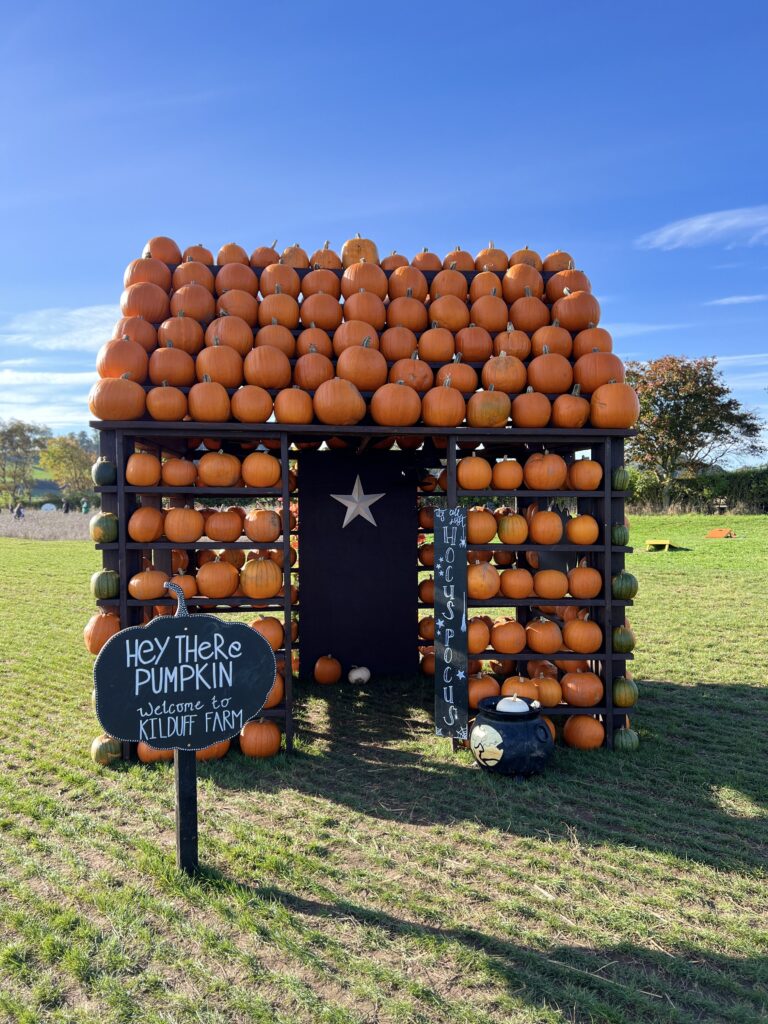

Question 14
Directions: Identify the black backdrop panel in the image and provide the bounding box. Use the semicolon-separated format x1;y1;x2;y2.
298;451;418;680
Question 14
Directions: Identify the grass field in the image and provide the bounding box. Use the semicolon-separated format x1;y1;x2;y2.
0;514;766;1024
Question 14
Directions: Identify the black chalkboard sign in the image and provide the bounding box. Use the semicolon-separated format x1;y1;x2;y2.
93;584;276;873
433;506;469;740
94;594;275;750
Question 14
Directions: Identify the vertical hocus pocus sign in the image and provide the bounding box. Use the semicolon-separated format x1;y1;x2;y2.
433;506;469;739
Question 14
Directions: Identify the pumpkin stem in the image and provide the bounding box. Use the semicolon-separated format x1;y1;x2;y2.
362;336;372;348
271;317;278;325
563;287;571;296
506;322;514;331
202;374;212;383
275;283;282;294
449;261;457;270
406;287;413;297
308;344;317;353
431;320;439;329
161;379;169;387
572;384;581;396
542;345;550;354
524;287;532;297
270;239;277;248
323;240;330;250
443;375;453;387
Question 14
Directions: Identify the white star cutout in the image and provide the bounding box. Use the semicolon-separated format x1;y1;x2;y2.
330;475;385;528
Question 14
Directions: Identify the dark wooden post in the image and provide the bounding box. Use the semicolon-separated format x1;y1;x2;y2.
174;750;198;873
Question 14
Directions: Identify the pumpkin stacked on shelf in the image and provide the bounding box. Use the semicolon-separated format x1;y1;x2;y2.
84;445;298;765
416;450;638;751
89;234;640;432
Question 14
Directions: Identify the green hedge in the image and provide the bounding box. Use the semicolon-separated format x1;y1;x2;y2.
627;465;768;513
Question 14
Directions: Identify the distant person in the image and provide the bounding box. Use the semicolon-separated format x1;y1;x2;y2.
62;498;70;514
14;503;24;520
81;499;89;514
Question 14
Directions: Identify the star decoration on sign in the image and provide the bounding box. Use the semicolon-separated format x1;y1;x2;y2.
330;475;385;528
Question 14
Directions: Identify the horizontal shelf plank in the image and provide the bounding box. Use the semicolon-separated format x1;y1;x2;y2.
96;541;298;551
96;486;289;496
92;421;636;439
421;648;633;661
97;597;297;609
416;598;632;607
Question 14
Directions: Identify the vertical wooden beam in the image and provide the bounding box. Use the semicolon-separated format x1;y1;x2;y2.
280;431;293;753
174;749;199;874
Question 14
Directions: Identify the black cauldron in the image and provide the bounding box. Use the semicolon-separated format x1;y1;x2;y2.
469;696;554;778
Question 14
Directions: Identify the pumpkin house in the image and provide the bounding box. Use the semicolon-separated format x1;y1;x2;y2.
86;234;639;761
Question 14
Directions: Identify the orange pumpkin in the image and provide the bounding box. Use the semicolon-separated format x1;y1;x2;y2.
567;563;603;599
490;619;525;653
125;453;161;487
510;387;551;429
164;507;204;543
88;375;146;421
590;382;640;428
314;655;342;684
240;558;282;599
574;350;626;393
83;611;121;654
533;570;569;599
569;459;603;491
500;675;539;700
197;558;239;598
457;456;492;491
240;720;282;757
563;617;603;654
525;618;563;654
561;671;604;707
128;569;169;600
231;385;273;423
528;511;563;545
502;264;544;303
468;675;501;709
499;566;534;598
563;715;605;749
128;506;164;542
467;561;500;599
566;514;600;545
551;386;590;429
552;290;600;332
523;451;568;490
96;335;149;382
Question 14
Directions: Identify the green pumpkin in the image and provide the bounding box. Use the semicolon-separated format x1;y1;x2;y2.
89;512;118;544
614;727;640;752
90;734;122;767
613;626;636;653
611;524;630;546
612;675;638;707
612;570;639;600
90;569;119;599
612;467;630;492
91;457;117;486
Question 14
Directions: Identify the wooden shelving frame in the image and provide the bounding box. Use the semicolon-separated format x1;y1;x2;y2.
93;421;632;753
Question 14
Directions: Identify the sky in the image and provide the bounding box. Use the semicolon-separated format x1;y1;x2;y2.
0;1;766;462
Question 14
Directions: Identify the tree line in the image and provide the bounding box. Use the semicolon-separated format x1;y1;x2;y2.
0;421;97;505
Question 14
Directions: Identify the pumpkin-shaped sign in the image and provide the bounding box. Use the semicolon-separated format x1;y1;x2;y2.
93;583;276;750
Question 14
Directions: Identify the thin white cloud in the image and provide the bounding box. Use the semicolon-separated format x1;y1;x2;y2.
636;205;768;250
713;352;768;366
0;370;96;386
705;294;768;306
604;322;694;338
0;304;119;352
0;357;37;367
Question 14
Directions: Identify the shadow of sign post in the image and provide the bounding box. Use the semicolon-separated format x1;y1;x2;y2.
93;582;276;873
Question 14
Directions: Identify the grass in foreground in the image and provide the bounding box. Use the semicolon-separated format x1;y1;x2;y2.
0;514;766;1024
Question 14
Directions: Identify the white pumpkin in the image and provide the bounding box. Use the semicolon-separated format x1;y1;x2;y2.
496;696;533;714
347;665;370;684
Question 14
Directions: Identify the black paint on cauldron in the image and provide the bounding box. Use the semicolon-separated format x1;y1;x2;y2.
470;696;554;778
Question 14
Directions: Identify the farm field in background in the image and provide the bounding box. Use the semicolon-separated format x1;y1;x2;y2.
0;514;766;1024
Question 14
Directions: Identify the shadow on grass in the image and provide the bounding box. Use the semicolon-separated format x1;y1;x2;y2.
191;868;768;1024
212;676;768;875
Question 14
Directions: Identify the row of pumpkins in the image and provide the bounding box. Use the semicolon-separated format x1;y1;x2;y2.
88;233;640;430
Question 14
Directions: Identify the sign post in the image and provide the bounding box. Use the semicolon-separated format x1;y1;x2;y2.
94;582;276;874
433;506;469;740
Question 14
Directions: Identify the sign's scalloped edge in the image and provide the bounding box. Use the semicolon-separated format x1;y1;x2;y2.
92;613;278;751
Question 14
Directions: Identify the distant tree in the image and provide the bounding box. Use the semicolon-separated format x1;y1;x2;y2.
39;434;95;498
625;356;765;509
0;419;52;502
